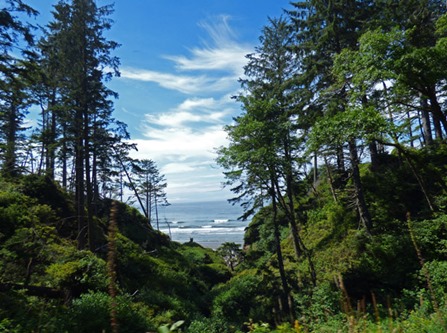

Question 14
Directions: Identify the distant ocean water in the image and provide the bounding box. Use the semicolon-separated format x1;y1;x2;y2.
157;201;250;249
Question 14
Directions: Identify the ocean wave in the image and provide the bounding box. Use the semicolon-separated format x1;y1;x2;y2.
213;219;229;223
160;226;246;234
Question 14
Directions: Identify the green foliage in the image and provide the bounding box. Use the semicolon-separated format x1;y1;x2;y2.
294;282;342;327
412;214;447;260
46;249;108;291
19;175;74;219
308;106;388;152
217;242;244;271
212;270;267;325
62;291;154;333
3;1;447;331
158;320;185;333
187;316;235;333
421;260;447;305
99;199;171;250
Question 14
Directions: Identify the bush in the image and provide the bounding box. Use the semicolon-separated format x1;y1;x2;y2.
62;291;153;333
212;271;266;326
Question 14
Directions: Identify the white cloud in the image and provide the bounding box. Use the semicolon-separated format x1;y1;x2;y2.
119;15;252;95
124;15;251;202
162;163;197;174
177;97;216;111
166;44;249;74
131;125;228;162
144;95;235;128
145;111;204;127
165;15;250;75
120;67;239;94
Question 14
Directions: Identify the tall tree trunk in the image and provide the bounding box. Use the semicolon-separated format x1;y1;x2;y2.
49;98;57;180
38;104;47;176
362;95;379;170
155;195;160;230
4;105;18;177
420;97;433;146
348;140;372;234
324;155;338;203
271;174;294;323
91;115;99;216
84;115;94;251
75;107;86;250
369;141;379;171
114;149;147;217
336;145;345;172
145;172;151;227
61;123;68;189
432;112;443;140
428;90;447;140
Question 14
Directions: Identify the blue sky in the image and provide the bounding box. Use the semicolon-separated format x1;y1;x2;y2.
29;0;292;203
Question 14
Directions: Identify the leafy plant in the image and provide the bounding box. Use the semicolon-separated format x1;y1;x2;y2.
158;320;185;333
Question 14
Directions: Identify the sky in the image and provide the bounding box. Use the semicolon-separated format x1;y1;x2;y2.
28;0;293;203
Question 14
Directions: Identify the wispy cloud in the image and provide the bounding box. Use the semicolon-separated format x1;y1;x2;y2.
126;15;251;202
120;67;238;94
177;97;216;111
166;16;250;74
145;96;234;128
120;15;251;95
132;125;228;161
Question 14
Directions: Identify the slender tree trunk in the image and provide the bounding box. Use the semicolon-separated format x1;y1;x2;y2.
324;155;338;203
62;123;68;189
119;173;123;202
407;112;414;148
75;106;86;250
432;111;443;140
271;174;294;323
348;140;372;234
38;104;47;176
91;115;99;216
114;149;147;217
428;91;447;140
369;141;379;171
361;95;379;170
336;145;345;172
84;115;94;251
145;172;151;227
49;96;57;180
420;98;433;146
155;195;160;230
3;104;18;177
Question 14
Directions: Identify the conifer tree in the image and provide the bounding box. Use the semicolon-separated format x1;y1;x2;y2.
0;0;36;177
131;159;168;229
41;0;120;250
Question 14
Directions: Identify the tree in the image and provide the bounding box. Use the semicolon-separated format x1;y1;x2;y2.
217;242;243;272
287;0;383;234
41;0;120;250
0;66;31;177
131;159;168;229
0;1;36;177
218;97;295;322
240;17;317;283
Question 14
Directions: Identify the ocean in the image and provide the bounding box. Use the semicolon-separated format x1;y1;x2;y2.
156;200;250;249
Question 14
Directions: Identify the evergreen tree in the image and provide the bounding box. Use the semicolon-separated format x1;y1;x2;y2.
0;1;36;177
131;159;169;230
41;0;120;250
